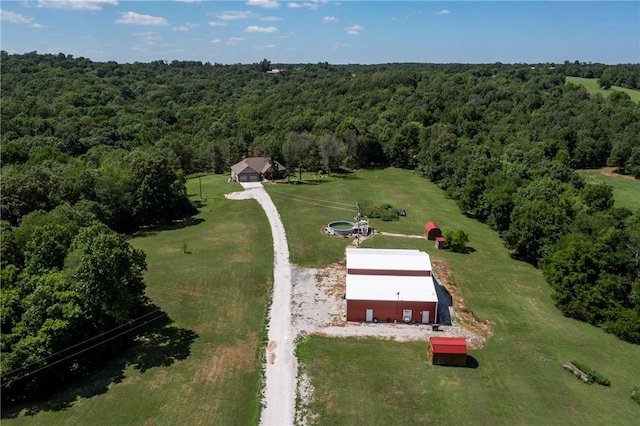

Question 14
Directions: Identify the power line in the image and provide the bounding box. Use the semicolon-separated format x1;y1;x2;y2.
266;190;355;208
268;192;355;212
1;309;165;382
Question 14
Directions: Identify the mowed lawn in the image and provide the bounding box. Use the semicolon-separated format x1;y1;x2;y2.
268;168;640;425
3;175;273;425
578;169;640;213
566;76;640;103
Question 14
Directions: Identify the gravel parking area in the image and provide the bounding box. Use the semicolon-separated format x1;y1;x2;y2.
291;261;490;347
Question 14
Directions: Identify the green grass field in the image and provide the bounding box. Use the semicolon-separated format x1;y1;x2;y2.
2;175;273;425
578;169;640;213
269;169;640;425
566;76;640;103
4;168;639;424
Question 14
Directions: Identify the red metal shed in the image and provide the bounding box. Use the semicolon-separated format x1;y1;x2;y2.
435;236;446;249
429;336;467;366
424;222;442;240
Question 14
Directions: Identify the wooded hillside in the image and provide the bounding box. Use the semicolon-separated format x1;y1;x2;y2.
1;52;639;400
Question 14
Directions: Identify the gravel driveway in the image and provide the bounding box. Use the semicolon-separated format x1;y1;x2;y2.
225;182;296;426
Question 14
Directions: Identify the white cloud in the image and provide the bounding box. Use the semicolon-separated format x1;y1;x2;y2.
174;22;198;31
226;37;244;45
245;25;278;33
346;24;363;35
208;21;226;27
1;9;45;27
176;0;204;3
435;10;451;15
264;44;275;48
1;9;32;23
211;38;222;44
116;11;169;25
37;0;118;10
246;0;280;8
333;42;351;50
288;1;326;10
261;16;282;21
323;16;338;23
217;10;254;20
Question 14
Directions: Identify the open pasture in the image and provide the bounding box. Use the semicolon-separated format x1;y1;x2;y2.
271;168;640;425
566;76;640;103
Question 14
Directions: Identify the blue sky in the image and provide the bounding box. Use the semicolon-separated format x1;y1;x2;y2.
1;1;638;64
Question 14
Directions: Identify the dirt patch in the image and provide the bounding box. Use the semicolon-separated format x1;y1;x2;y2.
267;340;278;364
198;333;258;385
599;166;636;180
431;258;493;349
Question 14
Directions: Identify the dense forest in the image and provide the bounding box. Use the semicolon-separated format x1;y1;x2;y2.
1;52;639;400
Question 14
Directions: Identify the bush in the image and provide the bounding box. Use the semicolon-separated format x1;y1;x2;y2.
444;229;470;253
358;201;399;222
569;360;611;386
632;387;640;405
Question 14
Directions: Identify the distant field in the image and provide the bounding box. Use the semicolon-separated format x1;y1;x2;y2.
3;175;273;425
270;168;640;425
579;168;640;212
566;76;640;103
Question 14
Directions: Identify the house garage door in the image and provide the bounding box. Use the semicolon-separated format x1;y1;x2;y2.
239;174;259;182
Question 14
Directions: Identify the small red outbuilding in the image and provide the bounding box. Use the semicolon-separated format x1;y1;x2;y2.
435;236;446;249
429;336;467;366
424;222;442;240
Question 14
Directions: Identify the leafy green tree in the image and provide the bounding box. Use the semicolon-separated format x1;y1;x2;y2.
70;225;147;324
319;134;346;172
581;184;614;213
505;200;570;264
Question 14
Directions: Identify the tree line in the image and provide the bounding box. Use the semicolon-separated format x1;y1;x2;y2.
1;52;639;400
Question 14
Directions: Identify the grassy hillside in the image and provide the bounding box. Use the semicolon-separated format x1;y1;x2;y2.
4;169;638;424
2;175;273;425
271;168;640;425
566;76;640;103
578;168;640;212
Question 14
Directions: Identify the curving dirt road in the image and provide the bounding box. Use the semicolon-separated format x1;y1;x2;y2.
225;182;296;426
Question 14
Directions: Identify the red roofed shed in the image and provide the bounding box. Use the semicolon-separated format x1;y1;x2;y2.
429;336;467;366
424;222;442;240
435;236;446;249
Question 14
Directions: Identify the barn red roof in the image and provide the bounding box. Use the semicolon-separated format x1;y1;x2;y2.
425;221;440;232
429;337;467;354
435;236;445;242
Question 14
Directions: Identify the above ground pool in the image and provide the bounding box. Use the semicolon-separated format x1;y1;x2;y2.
327;221;356;236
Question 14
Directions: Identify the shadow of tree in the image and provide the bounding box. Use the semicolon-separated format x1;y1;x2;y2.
131;217;205;238
1;309;197;419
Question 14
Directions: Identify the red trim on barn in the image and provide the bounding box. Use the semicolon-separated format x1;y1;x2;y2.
346;300;438;323
347;268;431;276
429;337;467;354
